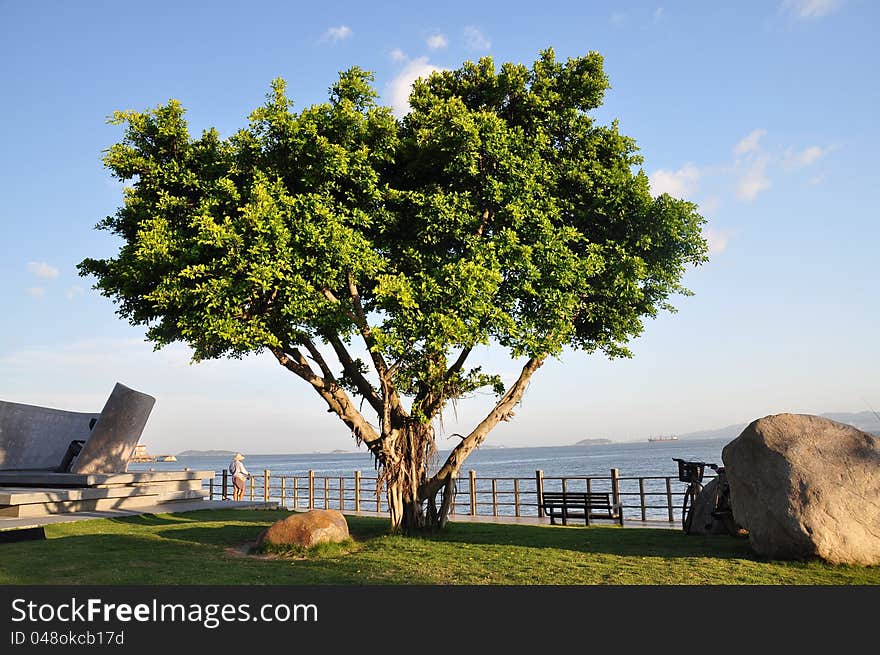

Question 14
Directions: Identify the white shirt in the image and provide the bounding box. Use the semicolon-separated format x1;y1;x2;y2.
229;459;249;478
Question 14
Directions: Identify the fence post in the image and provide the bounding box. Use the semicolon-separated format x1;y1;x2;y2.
354;471;361;512
450;472;457;515
639;477;646;521
469;470;477;516
209;476;214;500
376;477;381;511
610;468;621;518
324;478;329;509
293;477;299;509
308;470;315;509
514;478;520;517
249;475;254;501
666;477;674;522
222;470;228;500
264;470;270;502
339;477;344;511
536;470;544;517
280;477;286;509
492;479;498;516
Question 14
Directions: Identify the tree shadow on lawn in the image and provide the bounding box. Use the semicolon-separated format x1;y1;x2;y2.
422;521;756;561
107;508;291;528
110;511;749;562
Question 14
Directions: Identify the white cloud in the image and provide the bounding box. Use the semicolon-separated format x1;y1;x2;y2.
785;145;828;168
610;13;627;25
65;286;84;300
427;33;448;50
390;48;407;62
782;0;843;19
463;26;490;51
386;57;446;118
700;196;722;215
734;129;767;155
26;287;46;297
736;158;771;201
26;261;59;279
654;7;665;19
321;25;352;43
705;228;731;255
648;164;701;198
808;173;826;186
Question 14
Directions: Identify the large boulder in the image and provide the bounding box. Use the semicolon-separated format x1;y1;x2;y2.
256;509;349;549
722;413;880;565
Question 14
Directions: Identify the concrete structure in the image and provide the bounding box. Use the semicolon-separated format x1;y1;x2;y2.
0;384;213;521
0;382;154;473
71;383;155;474
0;401;97;470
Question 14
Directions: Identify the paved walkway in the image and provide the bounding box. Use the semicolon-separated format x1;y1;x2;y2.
0;499;678;531
0;499;277;531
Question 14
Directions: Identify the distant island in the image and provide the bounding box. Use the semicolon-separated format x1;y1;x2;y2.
574;438;613;446
177;449;236;456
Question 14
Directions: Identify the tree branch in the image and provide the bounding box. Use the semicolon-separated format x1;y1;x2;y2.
422;356;545;497
300;337;336;381
345;273;391;377
416;344;474;419
271;346;383;455
324;332;384;416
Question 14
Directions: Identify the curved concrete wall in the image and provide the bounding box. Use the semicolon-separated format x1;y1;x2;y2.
0;402;97;470
0;383;155;473
72;383;155;474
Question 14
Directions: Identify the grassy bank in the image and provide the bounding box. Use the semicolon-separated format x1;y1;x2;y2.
1;509;876;585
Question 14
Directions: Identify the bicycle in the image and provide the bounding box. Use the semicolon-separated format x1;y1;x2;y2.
672;458;738;535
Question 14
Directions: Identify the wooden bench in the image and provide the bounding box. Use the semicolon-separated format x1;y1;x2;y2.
540;492;624;526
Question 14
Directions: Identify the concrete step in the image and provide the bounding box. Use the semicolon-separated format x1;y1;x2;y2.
0;470;214;488
0;480;204;505
0;490;207;518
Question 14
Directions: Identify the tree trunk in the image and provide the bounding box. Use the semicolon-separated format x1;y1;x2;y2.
380;419;435;533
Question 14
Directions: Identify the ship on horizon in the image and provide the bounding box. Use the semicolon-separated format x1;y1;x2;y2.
647;435;679;443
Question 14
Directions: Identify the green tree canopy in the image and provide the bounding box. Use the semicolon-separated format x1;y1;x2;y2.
80;48;707;531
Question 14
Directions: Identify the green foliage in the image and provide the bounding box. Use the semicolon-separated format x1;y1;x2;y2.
80;49;707;415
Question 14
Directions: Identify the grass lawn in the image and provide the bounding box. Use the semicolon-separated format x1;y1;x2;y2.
0;509;876;585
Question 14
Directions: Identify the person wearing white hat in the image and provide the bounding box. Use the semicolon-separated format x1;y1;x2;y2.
229;453;249;501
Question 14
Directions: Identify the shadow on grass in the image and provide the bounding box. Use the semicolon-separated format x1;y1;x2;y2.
333;515;756;562
154;512;391;548
108;509;288;528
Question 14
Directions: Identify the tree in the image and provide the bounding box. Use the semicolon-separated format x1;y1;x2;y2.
79;49;707;532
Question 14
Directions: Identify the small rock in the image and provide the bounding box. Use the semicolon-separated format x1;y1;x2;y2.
255;509;349;549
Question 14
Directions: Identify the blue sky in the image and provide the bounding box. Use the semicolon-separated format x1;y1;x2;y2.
1;0;877;454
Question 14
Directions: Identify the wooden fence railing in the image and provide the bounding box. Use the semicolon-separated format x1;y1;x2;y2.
208;468;707;523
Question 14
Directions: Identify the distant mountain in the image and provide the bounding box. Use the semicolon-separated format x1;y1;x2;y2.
819;411;880;434
177;449;236;456
574;438;614;446
676;410;880;442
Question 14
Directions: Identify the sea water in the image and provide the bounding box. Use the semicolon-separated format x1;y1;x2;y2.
129;437;731;520
129;437;729;479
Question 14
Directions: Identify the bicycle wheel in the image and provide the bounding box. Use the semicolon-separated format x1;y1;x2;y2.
682;484;700;534
711;474;740;536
